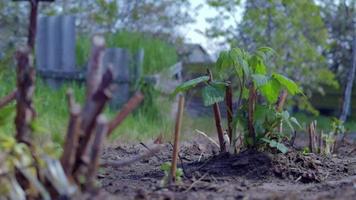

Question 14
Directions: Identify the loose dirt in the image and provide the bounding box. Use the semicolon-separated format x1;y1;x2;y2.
98;136;356;200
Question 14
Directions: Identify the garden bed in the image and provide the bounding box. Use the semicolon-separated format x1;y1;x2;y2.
99;136;356;200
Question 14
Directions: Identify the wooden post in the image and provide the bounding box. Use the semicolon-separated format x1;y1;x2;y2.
169;94;185;184
12;0;55;49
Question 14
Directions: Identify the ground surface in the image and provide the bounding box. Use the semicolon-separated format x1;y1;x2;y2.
98;135;356;200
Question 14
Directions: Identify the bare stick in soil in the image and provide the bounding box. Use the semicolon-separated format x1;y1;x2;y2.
308;121;317;153
107;92;144;135
85;115;108;191
15;46;36;143
318;131;323;154
169;94;185;184
0;90;17;109
101;146;162;168
247;83;256;147
207;69;226;152
225;81;233;141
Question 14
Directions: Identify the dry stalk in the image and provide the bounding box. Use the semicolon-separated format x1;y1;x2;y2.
60;90;82;176
308;121;317;153
85;115;108;190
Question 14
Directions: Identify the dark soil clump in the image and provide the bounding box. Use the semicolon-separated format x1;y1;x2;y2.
99;138;356;200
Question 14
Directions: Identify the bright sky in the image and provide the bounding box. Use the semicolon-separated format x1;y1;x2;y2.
183;0;244;57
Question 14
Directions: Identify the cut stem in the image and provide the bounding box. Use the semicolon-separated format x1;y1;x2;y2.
169;94;185;184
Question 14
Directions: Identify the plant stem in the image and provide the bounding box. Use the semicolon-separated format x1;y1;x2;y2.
225;82;233;141
276;90;288;112
207;70;226;152
247;83;256;147
169;94;185;184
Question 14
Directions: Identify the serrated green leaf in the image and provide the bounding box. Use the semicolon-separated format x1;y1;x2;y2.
272;73;302;95
260;78;281;104
173;76;209;95
249;55;266;75
202;84;225;106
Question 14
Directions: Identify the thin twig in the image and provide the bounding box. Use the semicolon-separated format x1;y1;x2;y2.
194;129;219;148
184;173;208;193
140;142;161;160
108;92;144;135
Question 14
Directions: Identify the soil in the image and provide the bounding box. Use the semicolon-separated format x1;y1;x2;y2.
98;135;356;200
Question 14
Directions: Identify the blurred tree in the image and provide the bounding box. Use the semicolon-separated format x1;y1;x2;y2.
0;1;28;52
40;0;195;42
320;0;355;121
205;0;338;113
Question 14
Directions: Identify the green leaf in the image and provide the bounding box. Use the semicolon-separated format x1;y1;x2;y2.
160;162;171;172
0;105;15;127
251;74;269;87
254;105;275;122
202;84;225;106
173;76;209;95
290;117;302;129
260;78;281;104
255;47;276;61
216;50;232;71
272;73;302;95
261;138;288;154
249;55;266;75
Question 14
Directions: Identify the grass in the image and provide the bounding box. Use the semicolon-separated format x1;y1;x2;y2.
76;31;178;74
0;67;174;145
